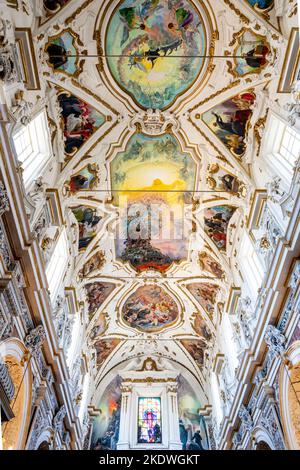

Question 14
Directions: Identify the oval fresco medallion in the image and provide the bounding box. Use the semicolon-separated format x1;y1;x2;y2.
121;285;179;332
105;0;207;109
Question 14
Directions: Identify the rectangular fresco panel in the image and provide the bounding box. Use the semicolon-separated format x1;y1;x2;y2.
111;133;196;272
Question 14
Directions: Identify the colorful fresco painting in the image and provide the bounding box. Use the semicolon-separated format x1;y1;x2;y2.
198;251;224;279
105;0;207;109
112;133;196;272
65;164;99;195
202;91;255;157
89;312;108;339
245;0;274;13
43;0;70;15
72;206;102;250
230;30;270;77
180;339;206;368
78;251;106;279
178;375;209;450
122;285;179;332
138;397;162;444
204;206;236;251
193;314;212;341
91;376;122;450
187;283;219;319
207;163;245;195
58;92;105;156
94;339;121;366
46;30;82;77
85;282;116;315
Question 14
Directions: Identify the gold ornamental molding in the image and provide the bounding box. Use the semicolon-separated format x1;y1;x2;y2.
65;0;95;25
222;0;250;24
188;80;241;113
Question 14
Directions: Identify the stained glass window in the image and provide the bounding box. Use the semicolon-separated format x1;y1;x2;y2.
137;397;162;444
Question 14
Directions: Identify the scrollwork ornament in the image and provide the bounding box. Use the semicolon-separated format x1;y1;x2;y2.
25;325;46;357
0;182;10;216
264;325;286;357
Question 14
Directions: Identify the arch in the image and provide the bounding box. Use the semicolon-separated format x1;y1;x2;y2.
251;426;275;450
279;340;300;450
37;441;50;450
256;441;272;450
0;338;32;450
32;426;55;450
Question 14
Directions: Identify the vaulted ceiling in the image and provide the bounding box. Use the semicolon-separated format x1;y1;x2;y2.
38;0;285;397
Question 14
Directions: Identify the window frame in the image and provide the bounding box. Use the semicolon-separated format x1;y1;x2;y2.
12;110;53;190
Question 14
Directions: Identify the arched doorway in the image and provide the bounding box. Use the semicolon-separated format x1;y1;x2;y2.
38;441;50;450
279;341;300;450
256;441;272;450
0;338;32;450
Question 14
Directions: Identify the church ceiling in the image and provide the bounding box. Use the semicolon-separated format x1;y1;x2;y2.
104;0;209;110
36;0;287;387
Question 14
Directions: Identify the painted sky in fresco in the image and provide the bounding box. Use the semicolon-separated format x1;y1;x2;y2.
106;0;206;109
111;133;196;271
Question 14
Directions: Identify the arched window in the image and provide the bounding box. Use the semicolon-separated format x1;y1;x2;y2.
211;372;223;425
239;231;264;300
12;110;52;190
46;228;69;303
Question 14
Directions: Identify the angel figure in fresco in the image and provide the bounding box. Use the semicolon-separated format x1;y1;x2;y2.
243;44;270;69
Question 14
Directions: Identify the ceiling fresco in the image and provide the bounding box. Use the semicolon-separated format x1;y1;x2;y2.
227;29;271;78
71;206;102;251
64;164;99;195
202;91;256;158
36;0;286;385
45;30;84;77
78;251;106;279
57;91;105;157
198;252;224;279
204;206;236;252
85;282;117;315
121;285;179;332
111;132;197;272
186;283;220;319
180;339;207;368
105;0;207;109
